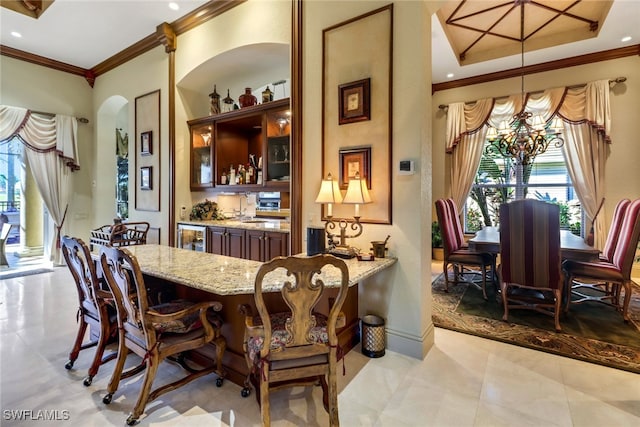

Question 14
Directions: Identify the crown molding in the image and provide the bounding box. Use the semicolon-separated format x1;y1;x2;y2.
1;0;246;86
432;45;640;93
0;44;86;76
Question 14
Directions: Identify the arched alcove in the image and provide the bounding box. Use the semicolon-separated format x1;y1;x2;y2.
94;95;129;227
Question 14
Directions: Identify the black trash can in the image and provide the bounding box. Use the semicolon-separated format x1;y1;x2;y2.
361;315;385;358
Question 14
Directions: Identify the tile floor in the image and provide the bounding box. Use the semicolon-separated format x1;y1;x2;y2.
1;264;639;426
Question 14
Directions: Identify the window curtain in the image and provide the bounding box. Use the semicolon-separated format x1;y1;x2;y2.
0;105;80;265
445;79;612;249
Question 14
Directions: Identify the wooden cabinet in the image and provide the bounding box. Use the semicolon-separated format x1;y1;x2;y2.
207;226;245;258
245;229;289;262
187;98;290;192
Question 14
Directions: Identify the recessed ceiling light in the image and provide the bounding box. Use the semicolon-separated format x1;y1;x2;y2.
446;73;454;79
11;31;22;38
621;36;632;43
169;2;179;11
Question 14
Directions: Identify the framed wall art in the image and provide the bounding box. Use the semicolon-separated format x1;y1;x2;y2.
338;78;370;125
339;146;371;189
322;5;393;224
140;131;152;155
140;167;152;190
135;89;160;211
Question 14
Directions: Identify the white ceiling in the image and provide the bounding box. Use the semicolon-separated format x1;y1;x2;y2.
0;0;638;84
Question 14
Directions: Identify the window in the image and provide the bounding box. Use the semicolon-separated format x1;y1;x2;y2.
0;138;21;212
465;139;582;236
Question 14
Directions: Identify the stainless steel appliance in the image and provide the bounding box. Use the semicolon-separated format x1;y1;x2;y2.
257;192;281;211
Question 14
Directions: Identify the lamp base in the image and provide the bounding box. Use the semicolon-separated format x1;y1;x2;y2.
327;246;358;259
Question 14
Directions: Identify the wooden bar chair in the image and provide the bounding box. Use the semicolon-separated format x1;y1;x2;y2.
61;235;118;386
563;198;640;322
238;254;349;427
499;200;563;332
99;245;226;426
435;199;494;299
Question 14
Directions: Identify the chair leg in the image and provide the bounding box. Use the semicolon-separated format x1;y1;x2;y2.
66;317;88;369
553;289;562;332
480;265;488;301
129;357;159;425
621;280;632;323
501;282;509;322
328;358;340;426
260;370;271;427
84;323;114;386
442;261;449;292
213;335;226;386
103;333;129;404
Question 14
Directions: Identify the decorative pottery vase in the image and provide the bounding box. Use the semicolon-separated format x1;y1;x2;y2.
239;88;257;108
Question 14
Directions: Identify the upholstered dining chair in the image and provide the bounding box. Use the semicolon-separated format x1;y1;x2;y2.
435;199;494;299
61;235;117;387
499;199;563;332
569;198;631;306
238;254;349;427
563;198;640;322
99;245;226;426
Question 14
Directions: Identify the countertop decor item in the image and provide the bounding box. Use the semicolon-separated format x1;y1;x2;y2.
190;199;225;221
239;87;257;108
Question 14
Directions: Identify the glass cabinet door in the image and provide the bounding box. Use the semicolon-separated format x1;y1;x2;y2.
190;122;214;189
265;107;291;185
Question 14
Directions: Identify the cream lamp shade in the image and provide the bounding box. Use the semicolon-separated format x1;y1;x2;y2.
342;172;372;217
315;173;343;217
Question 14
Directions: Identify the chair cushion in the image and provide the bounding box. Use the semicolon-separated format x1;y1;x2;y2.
563;259;624;282
247;312;329;363
149;299;203;334
449;249;493;265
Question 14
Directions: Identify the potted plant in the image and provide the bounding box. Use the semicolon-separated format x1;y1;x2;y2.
432;221;444;261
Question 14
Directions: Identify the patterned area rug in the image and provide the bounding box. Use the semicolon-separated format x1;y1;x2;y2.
432;273;640;373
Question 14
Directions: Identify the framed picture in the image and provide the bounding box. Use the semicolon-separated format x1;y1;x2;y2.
338;78;370;125
140;166;152;190
140;131;152;155
339;146;371;189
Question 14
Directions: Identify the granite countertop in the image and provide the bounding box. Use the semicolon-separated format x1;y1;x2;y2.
121;244;396;295
177;218;290;233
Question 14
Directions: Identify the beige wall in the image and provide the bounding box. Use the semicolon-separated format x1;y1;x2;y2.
432;55;640;234
0;56;94;242
304;0;434;358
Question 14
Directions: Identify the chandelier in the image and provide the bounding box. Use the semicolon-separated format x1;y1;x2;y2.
485;0;564;166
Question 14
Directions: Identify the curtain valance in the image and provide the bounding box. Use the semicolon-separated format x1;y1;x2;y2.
445;80;612;152
0;105;80;170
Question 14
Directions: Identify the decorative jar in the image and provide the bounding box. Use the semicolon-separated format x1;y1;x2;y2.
239;88;257;108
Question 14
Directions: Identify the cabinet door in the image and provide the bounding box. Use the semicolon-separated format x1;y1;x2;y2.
226;228;246;259
207;226;226;255
245;229;265;262
265;106;291;190
264;231;289;260
189;121;214;190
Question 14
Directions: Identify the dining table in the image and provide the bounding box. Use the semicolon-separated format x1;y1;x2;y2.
469;226;600;262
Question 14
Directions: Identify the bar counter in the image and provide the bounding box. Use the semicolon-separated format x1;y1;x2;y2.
101;244;397;386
